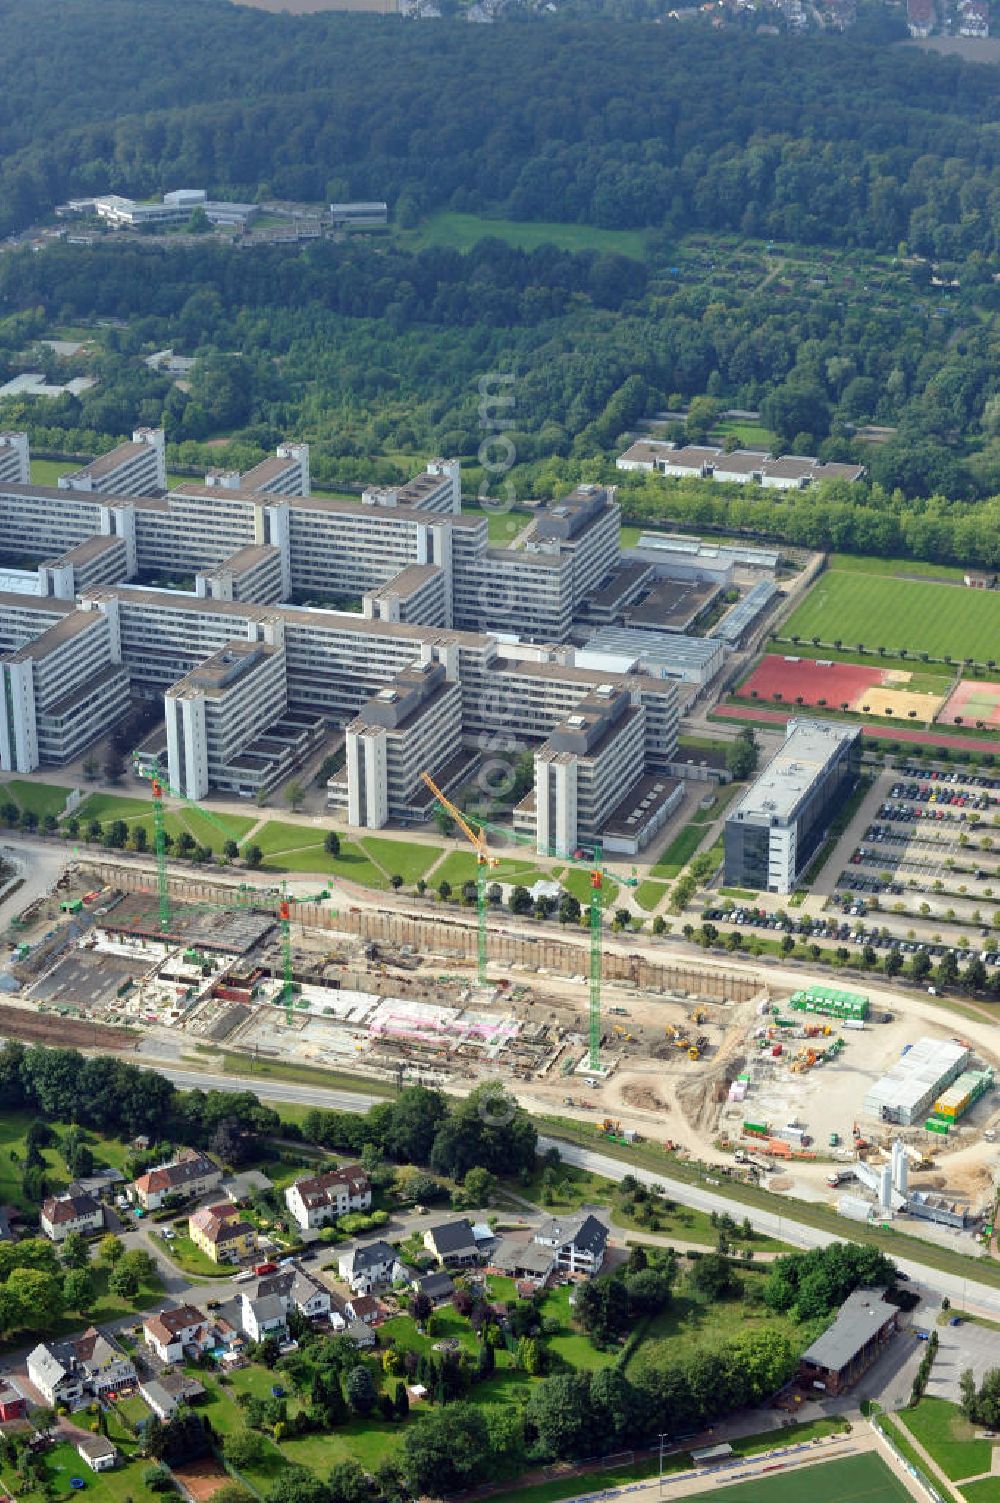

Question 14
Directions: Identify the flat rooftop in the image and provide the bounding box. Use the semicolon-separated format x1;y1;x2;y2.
65;441;151;482
625;577;720;631
583;625;724;671
728;717;859;824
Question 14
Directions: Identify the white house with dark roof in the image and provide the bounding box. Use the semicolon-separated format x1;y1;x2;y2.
27;1329;136;1407
40;1191;104;1242
533;1213;608;1275
254;1266;331;1321
76;1435;118;1472
338;1240;400;1294
284;1164;371;1231
240;1291;288;1344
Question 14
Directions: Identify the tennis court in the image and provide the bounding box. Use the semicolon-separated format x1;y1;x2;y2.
939;678;1000;729
685;1451;913;1502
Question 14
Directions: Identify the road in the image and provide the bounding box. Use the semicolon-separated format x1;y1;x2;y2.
149;1060;1000;1319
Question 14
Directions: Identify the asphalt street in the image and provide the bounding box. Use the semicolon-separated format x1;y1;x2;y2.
151;1062;1000;1319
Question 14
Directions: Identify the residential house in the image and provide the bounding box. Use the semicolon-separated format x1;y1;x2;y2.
409;1270;455;1304
221;1170;273;1205
422;1219;479;1268
254;1267;331;1322
906;0;935;32
344;1294;383;1325
533;1214;608;1276
239;1292;289;1344
346;1318;376;1348
338;1240;399;1294
188;1204;255;1265
133;1150;222;1211
39;1192;104;1243
491;1214;609;1286
0;1379;27;1422
76;1436;118;1473
140;1373;206;1420
143;1305;210;1364
798;1289;899;1395
284;1164;371;1232
27;1329;136;1407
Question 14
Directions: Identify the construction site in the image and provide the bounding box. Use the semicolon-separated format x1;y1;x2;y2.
3;832;1000;1250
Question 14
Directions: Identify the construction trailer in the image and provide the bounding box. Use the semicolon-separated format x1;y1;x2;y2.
932;1069;994;1123
788;986;869;1022
863;1037;971;1127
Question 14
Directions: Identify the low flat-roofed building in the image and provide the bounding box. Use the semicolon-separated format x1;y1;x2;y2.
623;577;722;635
724;718;861;894
798;1289;898;1395
582;626;726;687
862;1037;971;1126
760;455;816;490
331;201;389;228
615;439;676;472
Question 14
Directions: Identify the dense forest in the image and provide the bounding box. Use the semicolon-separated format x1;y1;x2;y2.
6;1;1000;560
4;0;1000;252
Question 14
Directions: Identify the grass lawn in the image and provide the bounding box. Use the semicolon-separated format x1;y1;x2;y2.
537;1283;616;1372
151;1231;232;1279
0;1114;130;1213
782;570;1000;662
898;1398;994;1481
485;1275;520;1303
729;1416;850;1457
620;523;643;549
71;792;153;824
713;419;778;450
404;211;648;260
29;457;72;486
461;501;532;544
514;1161;612;1215
634;879;667;911
3;778;71;818
282;1417;405;1472
651;821;707;879
360;836;442;884
962;1480;1000;1502
253;822;387;886
697;1452;912;1503
628;1288;807;1372
432;850;548;890
829;552;969;583
32;1439;165;1503
560;865;620;907
226;1364;292;1403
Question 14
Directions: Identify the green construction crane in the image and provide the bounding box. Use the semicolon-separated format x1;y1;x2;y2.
420;771;635;1071
132;755;252;927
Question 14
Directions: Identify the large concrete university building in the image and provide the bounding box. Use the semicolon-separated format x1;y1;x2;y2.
0;430;693;855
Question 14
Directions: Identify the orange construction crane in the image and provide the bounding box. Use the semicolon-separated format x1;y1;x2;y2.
420;771;495;982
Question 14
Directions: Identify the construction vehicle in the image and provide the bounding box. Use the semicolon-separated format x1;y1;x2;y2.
690;1007;707;1026
421;770;636;1071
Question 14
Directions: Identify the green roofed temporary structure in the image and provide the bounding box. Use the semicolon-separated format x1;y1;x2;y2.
788;986;868;1021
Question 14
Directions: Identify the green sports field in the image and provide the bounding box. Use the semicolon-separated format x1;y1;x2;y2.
783;570;1000;661
687;1451;911;1503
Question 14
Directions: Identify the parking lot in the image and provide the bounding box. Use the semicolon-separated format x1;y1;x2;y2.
925;1317;1000;1404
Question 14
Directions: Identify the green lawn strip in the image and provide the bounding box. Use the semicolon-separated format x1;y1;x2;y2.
0;1115;129;1212
3;779;71;818
535;1115;1000;1289
483;1449;694;1503
404;211;648;260
764;642;957;678
513;1161;613;1215
703;1452;913;1503
961;1479;1000;1502
897;1398;993;1481
651;821;709;879
33;1438;163;1503
829;552;969;583
879;1413;933;1478
634;879;667;912
252;819;326;856
71;792;154;825
782;571;1000;662
729;1416;851;1456
432;850;549;889
360;837;442;884
150;1229;234;1279
281;1417;405;1472
208;1052;396;1101
173;807;256;847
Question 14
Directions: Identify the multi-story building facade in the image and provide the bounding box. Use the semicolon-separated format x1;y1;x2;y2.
164;638;290;800
285;1164;371;1231
59;428;166;496
724;719;861;894
531;684;646;857
0;432;29;486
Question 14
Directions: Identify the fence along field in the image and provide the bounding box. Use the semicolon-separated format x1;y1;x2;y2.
782;571;1000;663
